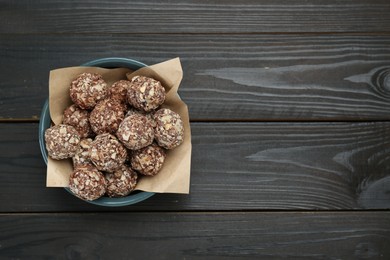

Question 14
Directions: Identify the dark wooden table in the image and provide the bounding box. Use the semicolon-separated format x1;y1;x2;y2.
1;1;390;259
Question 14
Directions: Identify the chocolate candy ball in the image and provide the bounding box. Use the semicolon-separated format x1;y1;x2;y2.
72;138;93;168
131;143;166;176
45;124;81;160
125;107;156;127
127;76;165;112
116;114;154;150
70;72;107;109
89;99;125;135
62;104;93;138
109;80;131;104
105;165;138;197
69;165;106;201
89;133;127;172
153;108;184;149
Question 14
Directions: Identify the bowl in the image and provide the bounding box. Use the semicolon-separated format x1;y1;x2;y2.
39;57;155;207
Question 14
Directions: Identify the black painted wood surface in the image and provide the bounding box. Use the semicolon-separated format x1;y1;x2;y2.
1;34;390;120
0;0;389;258
1;212;389;259
1;122;389;212
1;0;390;33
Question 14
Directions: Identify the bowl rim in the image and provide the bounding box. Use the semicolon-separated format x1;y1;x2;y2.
39;57;155;207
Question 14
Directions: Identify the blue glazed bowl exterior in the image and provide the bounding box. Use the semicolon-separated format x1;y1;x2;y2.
39;57;155;207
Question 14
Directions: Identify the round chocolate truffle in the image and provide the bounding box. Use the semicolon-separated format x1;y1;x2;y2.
105;165;138;197
70;72;107;109
72;138;93;168
109;80;131;104
89;99;125;134
89;133;127;172
45;124;81;160
153;108;184;149
62;104;93;138
69;165;106;201
125;107;147;117
116;114;154;150
125;107;156;127
127;76;165;112
131;143;166;176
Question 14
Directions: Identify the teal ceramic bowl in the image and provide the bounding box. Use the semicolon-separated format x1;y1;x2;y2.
39;57;155;207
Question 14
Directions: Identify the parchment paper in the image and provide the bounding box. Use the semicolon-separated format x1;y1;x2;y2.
46;58;191;194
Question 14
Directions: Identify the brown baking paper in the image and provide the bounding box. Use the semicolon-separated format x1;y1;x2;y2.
47;58;191;194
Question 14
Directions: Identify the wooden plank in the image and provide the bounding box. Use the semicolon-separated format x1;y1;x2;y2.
1;34;390;120
1;0;390;33
0;212;389;258
1;122;389;212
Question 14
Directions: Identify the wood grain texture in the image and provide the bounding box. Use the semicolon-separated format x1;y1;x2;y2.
1;123;389;212
1;34;390;120
0;212;389;259
2;2;389;258
1;0;390;33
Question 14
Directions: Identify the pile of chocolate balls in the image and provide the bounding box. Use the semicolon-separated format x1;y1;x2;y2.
45;72;184;201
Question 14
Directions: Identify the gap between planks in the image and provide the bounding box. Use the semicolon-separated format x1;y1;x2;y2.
0;209;389;216
1;32;390;36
